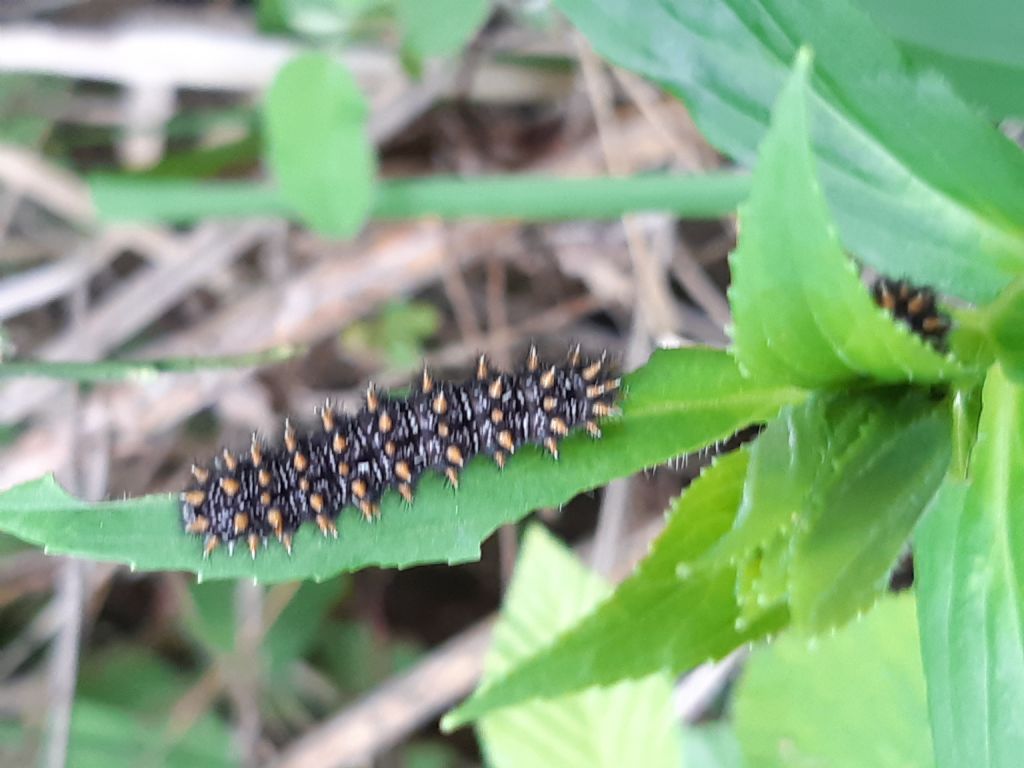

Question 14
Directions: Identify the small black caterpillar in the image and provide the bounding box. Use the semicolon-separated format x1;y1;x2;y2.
181;345;620;558
871;276;950;346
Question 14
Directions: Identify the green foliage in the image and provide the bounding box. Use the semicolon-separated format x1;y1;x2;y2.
263;52;376;236
395;0;490;60
340;300;441;371
854;0;1024;118
553;0;1024;303
18;647;235;768
785;395;949;632
915;364;1024;768
979;277;1024;384
682;724;744;768
708;390;951;633
444;449;787;728
735;595;934;768
446;49;976;730
63;701;234;768
0;348;799;582
476;526;680;768
728;49;962;388
7;1;1024;763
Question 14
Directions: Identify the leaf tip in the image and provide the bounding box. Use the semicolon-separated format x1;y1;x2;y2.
439;708;468;733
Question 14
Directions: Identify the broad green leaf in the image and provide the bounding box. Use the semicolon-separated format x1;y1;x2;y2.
263;52;375;237
984;277;1024;384
477;526;680;768
0;347;802;583
729;50;962;388
444;449;789;729
0;345;301;381
789;397;951;632
855;0;1024;118
915;364;1024;768
396;0;490;59
554;0;1024;303
735;595;933;768
700;392;881;569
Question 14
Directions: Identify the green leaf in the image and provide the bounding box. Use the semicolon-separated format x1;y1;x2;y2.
706;389;950;632
444;449;789;729
700;396;832;568
263;52;375;236
315;619;420;692
700;392;886;569
729;49;962;388
341;300;441;371
683;723;745;768
0;345;302;382
265;576;349;676
396;0;490;59
735;529;791;626
78;646;192;716
66;700;235;768
735;594;933;768
476;526;680;768
788;396;951;632
554;0;1024;303
915;364;1024;768
0;347;801;583
983;277;1024;384
187;581;238;655
854;0;1024;118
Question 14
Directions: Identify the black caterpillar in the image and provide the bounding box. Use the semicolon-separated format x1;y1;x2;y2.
871;276;950;346
181;345;620;558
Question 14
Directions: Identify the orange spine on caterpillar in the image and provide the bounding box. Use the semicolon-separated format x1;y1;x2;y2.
871;275;951;346
181;345;620;558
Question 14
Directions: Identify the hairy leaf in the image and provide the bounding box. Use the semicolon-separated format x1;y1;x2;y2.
0;348;801;583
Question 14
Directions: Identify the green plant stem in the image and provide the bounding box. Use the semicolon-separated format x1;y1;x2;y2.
0;344;303;382
90;172;751;225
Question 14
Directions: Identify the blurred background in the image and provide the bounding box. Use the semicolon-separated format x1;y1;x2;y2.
0;0;739;765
